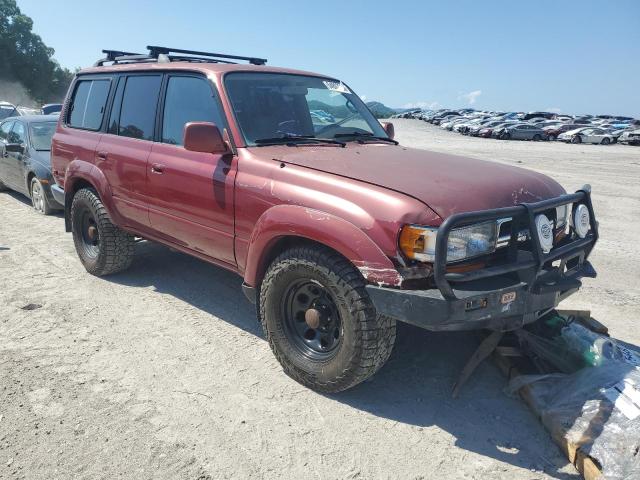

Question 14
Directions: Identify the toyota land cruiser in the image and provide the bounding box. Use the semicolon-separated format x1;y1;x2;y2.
51;46;598;392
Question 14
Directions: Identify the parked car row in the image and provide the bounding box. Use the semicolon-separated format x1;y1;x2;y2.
0;101;63;121
393;108;640;146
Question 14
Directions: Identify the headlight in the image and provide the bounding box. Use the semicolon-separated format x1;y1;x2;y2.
399;222;498;263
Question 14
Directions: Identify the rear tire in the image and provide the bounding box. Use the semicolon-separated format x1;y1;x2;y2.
533;134;542;141
259;245;396;393
601;137;611;145
0;179;7;191
30;178;53;215
70;188;135;276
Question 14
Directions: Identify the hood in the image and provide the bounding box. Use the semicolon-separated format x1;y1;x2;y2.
267;144;565;219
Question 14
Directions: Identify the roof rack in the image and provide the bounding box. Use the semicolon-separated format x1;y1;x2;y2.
147;46;267;65
94;46;267;67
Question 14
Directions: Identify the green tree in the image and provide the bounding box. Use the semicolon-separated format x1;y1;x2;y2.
0;0;73;103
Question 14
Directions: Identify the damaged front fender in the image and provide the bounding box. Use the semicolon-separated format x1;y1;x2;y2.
242;205;403;288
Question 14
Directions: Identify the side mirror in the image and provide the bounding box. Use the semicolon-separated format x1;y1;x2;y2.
5;143;24;154
183;122;230;155
381;121;395;140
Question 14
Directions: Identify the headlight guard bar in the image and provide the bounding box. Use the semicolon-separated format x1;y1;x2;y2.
433;186;598;300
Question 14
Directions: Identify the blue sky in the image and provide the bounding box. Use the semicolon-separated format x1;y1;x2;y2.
17;0;640;116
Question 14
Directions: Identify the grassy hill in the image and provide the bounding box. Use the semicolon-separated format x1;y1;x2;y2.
365;101;397;119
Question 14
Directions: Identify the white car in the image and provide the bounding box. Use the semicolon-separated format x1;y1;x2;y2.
558;127;614;145
619;129;640;146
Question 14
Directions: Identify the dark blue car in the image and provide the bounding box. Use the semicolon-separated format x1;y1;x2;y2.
0;115;63;214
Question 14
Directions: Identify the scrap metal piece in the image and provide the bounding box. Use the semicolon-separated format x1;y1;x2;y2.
452;330;504;398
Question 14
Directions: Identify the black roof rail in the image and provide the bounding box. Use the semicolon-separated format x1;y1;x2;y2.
94;46;267;67
94;49;144;66
147;45;267;65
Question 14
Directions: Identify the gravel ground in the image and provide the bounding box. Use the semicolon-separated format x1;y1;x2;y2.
1;120;638;479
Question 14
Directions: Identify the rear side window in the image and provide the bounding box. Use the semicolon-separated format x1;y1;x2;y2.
117;75;162;141
161;76;225;146
68;79;111;130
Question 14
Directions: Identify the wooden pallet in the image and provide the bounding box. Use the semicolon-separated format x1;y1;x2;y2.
492;310;605;480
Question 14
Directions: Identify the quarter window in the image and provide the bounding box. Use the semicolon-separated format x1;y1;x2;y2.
117;75;162;141
68;79;111;130
161;76;225;146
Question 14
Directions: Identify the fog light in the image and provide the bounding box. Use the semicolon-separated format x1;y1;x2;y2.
573;204;591;238
535;214;554;253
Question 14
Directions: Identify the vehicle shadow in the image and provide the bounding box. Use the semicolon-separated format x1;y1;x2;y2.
2;190;65;218
109;240;575;478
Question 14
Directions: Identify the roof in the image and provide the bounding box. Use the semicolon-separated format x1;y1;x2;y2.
78;61;330;79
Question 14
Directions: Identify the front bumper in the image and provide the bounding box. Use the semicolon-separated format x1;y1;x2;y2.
367;187;598;331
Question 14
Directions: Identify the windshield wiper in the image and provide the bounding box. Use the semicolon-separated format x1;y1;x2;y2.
333;132;398;145
254;134;345;147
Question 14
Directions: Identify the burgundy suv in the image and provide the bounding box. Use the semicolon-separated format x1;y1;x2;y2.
51;47;598;392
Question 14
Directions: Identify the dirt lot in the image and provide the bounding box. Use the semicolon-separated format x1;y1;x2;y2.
1;120;638;479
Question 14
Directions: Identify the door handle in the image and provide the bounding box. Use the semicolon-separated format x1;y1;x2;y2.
96;151;108;160
151;163;165;174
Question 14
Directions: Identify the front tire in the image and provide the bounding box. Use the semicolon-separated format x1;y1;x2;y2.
30;178;53;215
571;135;582;144
259;246;396;393
70;188;135;276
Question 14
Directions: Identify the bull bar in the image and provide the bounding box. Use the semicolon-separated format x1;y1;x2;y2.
366;186;598;331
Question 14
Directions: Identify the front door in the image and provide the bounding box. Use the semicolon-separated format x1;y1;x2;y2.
0;120;15;188
146;74;237;265
4;121;28;193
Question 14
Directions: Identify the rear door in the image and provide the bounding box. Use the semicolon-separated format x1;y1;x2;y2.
146;73;237;265
53;76;112;193
96;74;162;230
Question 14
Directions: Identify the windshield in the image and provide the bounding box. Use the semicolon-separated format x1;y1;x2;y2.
224;72;388;145
30;122;56;150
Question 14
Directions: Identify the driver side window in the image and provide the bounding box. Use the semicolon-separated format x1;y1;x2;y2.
0;121;13;143
8;122;26;145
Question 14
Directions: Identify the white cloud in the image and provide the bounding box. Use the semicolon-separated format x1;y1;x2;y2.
458;90;482;105
403;101;441;110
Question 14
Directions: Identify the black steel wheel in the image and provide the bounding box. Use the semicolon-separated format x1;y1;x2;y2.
282;279;342;359
71;188;135;276
260;245;396;393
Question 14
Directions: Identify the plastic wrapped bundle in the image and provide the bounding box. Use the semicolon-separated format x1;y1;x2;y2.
507;332;640;479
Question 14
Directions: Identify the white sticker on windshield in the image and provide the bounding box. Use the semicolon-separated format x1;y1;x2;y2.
323;80;351;94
